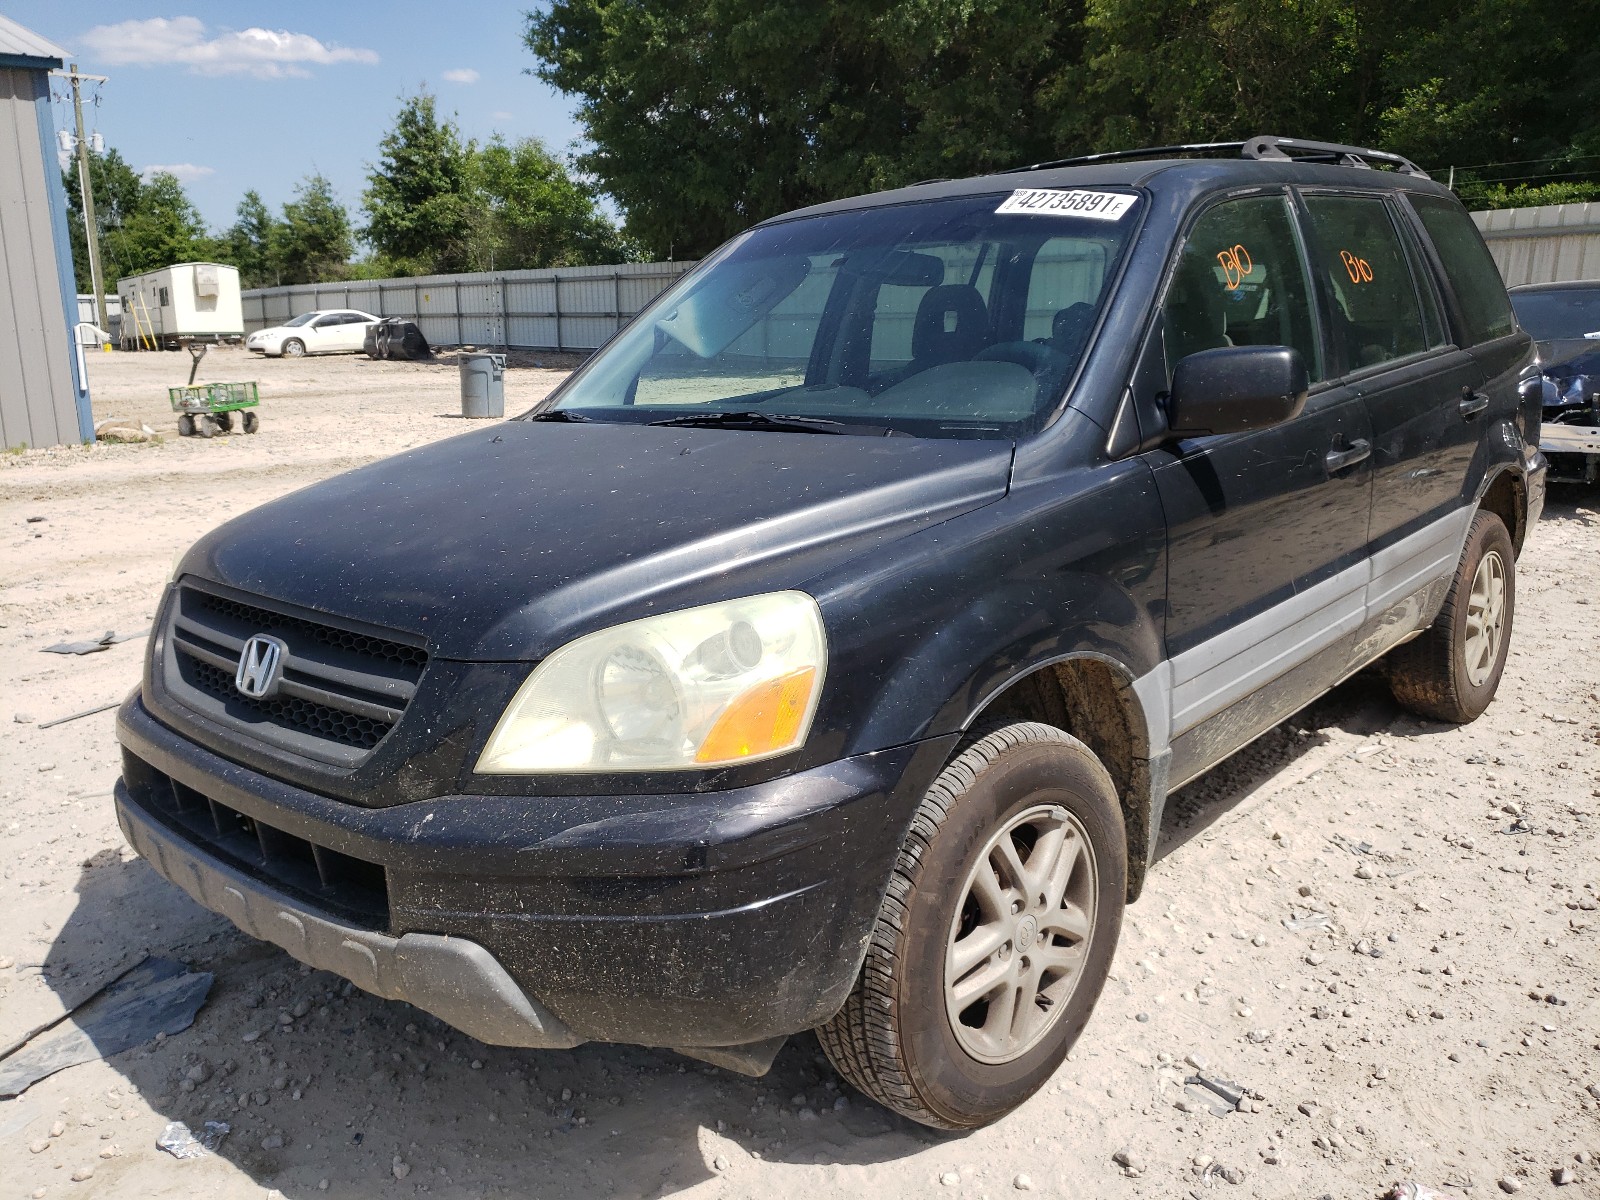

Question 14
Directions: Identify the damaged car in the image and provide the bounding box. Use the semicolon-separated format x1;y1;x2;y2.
1509;281;1600;485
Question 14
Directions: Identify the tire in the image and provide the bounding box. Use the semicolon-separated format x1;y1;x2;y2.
817;722;1126;1130
281;339;306;358
242;411;259;434
214;412;234;433
197;415;218;439
1386;509;1515;723
177;414;195;437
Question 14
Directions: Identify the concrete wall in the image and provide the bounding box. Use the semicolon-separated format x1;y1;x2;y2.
241;261;697;353
1472;203;1600;287
0;65;89;450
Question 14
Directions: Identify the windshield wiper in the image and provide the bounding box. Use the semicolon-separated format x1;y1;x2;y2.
526;409;594;422
647;411;890;436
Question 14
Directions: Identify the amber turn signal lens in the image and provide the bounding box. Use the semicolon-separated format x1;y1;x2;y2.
694;667;818;764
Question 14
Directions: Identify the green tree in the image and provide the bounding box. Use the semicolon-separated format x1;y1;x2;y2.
273;174;354;284
360;90;629;273
62;146;145;291
466;136;632;269
225;189;281;288
104;172;213;278
526;0;1600;256
362;89;474;272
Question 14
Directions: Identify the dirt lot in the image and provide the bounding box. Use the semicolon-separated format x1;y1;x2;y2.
1;347;1597;1200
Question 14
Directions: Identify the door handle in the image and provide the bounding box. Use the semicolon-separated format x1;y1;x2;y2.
1324;438;1371;472
1459;388;1489;418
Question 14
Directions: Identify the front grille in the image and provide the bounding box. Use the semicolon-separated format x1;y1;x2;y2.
164;582;428;766
129;756;388;928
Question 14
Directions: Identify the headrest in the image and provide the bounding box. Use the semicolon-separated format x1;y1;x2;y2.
912;285;988;365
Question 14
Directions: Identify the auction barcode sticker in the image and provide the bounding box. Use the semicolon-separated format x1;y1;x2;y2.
995;189;1137;220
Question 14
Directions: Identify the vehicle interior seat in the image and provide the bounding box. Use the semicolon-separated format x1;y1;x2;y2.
909;284;990;370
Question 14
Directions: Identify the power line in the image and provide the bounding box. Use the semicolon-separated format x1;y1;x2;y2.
1449;150;1600;172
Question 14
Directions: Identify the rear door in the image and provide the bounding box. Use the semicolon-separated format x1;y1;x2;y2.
1139;192;1375;783
1295;191;1482;622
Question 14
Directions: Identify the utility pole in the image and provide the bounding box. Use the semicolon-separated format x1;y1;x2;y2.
52;64;110;335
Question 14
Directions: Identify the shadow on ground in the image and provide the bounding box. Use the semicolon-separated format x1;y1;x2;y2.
34;853;938;1198
31;486;1595;1194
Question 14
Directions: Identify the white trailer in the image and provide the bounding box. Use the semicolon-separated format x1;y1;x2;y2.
116;263;243;350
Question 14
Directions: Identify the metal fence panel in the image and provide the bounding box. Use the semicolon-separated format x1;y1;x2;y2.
1473;203;1600;287
240;261;695;352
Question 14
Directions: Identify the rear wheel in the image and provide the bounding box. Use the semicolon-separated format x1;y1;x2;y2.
281;338;306;358
817;722;1126;1130
214;412;234;433
197;415;218;439
1386;510;1515;723
176;414;195;437
242;411;259;434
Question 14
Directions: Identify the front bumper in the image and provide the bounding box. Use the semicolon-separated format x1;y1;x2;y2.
115;691;955;1054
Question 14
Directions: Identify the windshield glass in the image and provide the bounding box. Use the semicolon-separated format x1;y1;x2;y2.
540;190;1142;438
283;312;318;328
1511;288;1600;341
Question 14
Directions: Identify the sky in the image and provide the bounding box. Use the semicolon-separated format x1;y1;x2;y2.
8;3;592;235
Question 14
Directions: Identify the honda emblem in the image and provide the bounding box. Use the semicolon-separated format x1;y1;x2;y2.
235;634;287;699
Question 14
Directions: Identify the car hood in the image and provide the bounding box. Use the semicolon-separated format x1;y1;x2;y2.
1536;338;1600;382
249;326;290;339
181;421;1013;660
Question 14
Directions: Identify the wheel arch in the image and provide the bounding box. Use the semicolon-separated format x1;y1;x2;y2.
960;652;1166;903
1475;465;1527;555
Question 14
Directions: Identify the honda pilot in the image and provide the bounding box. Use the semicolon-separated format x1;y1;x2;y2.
115;135;1546;1130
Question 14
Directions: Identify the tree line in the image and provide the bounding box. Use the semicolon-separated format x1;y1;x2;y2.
525;0;1600;259
69;3;1600;289
65;90;634;293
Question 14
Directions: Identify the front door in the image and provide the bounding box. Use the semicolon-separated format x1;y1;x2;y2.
1139;192;1375;785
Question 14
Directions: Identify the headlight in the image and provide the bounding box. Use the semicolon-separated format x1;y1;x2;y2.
476;591;827;773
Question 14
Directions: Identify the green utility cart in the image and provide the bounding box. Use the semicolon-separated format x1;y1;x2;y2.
168;381;260;437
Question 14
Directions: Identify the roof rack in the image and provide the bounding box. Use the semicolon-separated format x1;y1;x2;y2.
1002;134;1430;180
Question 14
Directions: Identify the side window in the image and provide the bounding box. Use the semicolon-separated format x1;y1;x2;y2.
1301;195;1428;372
158;287;170;307
1408;193;1515;345
1161;194;1320;382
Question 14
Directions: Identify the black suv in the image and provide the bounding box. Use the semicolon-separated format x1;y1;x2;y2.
116;136;1546;1130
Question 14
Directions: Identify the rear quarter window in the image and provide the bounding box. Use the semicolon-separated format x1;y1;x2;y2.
1408;194;1515;345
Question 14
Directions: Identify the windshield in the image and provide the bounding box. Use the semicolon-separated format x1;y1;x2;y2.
283;312;318;328
1511;288;1600;341
540;190;1142;438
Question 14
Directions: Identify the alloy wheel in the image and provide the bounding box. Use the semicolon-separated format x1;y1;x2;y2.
944;803;1099;1064
1463;549;1506;687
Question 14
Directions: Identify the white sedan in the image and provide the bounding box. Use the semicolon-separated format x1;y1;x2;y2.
246;310;379;357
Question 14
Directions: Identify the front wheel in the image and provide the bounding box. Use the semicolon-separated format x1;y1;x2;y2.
1386;509;1515;723
817;722;1126;1130
280;338;306;358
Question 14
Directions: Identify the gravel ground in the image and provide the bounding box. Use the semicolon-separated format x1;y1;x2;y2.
1;347;1597;1200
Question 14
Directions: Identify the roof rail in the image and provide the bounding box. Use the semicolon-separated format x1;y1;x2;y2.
1242;135;1430;178
1002;134;1430;180
999;141;1248;175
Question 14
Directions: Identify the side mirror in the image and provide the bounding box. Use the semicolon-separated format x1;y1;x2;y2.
1166;345;1309;438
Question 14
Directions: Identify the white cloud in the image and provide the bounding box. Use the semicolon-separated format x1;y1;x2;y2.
80;16;378;79
140;163;215;183
442;68;480;84
491;110;514;121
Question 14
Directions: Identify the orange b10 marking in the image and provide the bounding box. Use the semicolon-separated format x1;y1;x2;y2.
1216;244;1253;290
1340;250;1373;284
